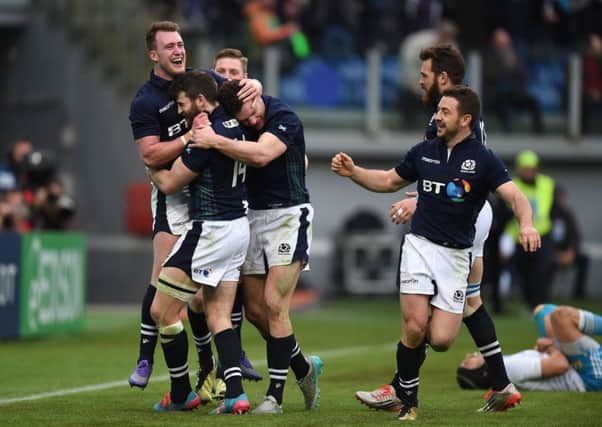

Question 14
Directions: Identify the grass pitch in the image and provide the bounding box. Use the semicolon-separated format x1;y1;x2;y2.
1;298;601;426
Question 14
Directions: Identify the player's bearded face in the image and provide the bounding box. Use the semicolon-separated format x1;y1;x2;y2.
176;93;201;122
422;77;440;108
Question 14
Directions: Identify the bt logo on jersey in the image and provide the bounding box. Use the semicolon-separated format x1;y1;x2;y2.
422;178;471;202
422;179;446;194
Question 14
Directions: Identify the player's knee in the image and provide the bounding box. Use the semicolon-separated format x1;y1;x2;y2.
150;300;162;324
428;334;454;352
245;302;267;329
403;319;427;345
550;306;572;326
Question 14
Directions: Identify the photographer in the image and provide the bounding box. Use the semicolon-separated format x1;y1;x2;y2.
20;149;76;231
2;140;76;232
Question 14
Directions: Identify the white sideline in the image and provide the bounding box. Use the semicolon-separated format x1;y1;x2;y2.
0;343;391;406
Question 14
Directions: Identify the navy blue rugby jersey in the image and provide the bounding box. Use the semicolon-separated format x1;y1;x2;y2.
245;96;309;210
395;135;511;248
129;69;225;144
181;105;246;221
425;98;487;144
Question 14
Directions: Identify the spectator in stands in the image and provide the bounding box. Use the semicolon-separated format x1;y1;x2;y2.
244;0;309;71
582;32;602;134
542;0;600;49
244;0;300;47
483;28;543;134
551;185;590;299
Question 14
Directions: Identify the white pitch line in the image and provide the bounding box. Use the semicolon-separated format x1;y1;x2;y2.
0;342;392;406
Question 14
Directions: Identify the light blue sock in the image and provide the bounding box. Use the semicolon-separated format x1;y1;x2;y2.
578;310;602;335
534;304;557;337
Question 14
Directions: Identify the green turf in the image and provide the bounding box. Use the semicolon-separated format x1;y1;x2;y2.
1;298;601;426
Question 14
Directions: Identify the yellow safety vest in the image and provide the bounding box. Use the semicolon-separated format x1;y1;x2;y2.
506;174;554;241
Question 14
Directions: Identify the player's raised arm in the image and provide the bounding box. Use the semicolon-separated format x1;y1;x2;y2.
495;180;541;252
149;157;197;194
136;133;191;168
331;152;408;193
190;126;286;168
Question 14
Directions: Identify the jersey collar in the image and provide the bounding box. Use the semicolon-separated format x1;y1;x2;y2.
149;69;171;89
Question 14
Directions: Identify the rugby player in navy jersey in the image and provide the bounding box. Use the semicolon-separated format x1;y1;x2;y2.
147;70;250;413
209;47;263;383
356;44;522;413
127;20;260;394
188;81;322;414
332;85;540;421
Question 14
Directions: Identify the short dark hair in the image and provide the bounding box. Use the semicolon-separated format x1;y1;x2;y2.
218;80;243;117
214;48;248;74
456;363;491;390
419;44;465;85
441;85;481;129
146;21;180;51
168;70;218;104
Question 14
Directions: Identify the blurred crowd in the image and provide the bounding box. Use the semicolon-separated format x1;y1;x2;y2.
157;0;601;54
145;0;602;133
0;140;75;233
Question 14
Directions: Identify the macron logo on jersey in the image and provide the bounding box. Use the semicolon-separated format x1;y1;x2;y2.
421;156;440;164
222;119;239;129
277;124;287;132
159;100;175;114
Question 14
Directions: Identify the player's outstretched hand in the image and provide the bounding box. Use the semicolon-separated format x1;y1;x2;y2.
331;152;355;177
519;226;541;252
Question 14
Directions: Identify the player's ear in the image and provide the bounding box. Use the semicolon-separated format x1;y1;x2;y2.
461;113;472;128
438;71;448;85
149;50;158;63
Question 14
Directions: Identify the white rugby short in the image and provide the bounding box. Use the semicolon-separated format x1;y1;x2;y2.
151;183;189;236
163;216;250;288
243;203;313;275
399;233;470;314
471;200;493;260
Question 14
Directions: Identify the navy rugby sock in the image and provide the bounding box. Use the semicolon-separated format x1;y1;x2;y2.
267;334;295;404
214;329;244;398
290;337;310;380
187;307;214;370
394;340;425;407
232;287;244;341
138;284;158;363
463;304;510;391
160;324;191;404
